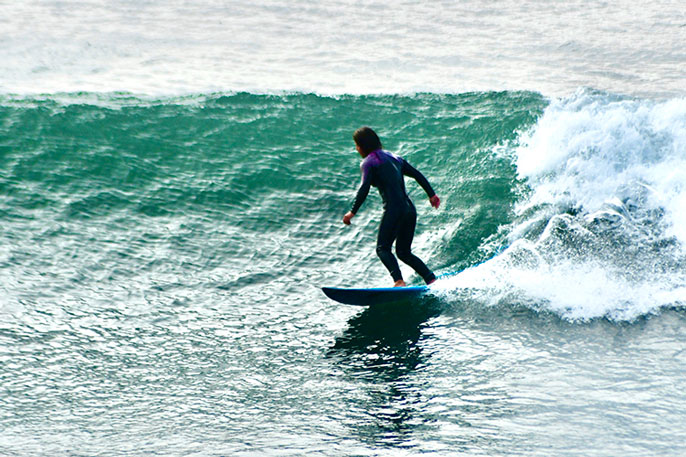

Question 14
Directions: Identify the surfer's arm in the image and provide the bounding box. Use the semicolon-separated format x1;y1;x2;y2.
401;159;437;200
350;163;372;215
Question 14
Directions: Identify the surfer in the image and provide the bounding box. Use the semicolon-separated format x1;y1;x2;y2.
343;126;440;287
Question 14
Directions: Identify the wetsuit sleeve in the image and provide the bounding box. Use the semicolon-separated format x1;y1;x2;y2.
401;159;436;198
350;162;372;214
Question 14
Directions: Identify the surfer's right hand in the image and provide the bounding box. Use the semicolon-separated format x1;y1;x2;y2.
343;212;354;225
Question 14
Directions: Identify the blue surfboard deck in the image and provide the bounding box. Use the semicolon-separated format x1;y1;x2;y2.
322;285;429;306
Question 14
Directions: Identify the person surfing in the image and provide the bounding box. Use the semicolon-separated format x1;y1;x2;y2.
343;127;440;287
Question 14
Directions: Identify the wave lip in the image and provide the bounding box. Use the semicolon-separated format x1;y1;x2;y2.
516;92;686;233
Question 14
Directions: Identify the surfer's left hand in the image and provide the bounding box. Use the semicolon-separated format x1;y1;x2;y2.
430;195;440;209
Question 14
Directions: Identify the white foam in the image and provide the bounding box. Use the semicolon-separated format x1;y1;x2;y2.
440;91;686;321
436;241;686;321
516;91;686;240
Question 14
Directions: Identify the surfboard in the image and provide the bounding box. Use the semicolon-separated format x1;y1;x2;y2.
322;285;429;306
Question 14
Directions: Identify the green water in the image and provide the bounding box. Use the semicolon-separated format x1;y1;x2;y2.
0;92;544;297
5;91;686;456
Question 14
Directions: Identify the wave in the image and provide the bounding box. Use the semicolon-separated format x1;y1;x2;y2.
438;90;686;320
3;89;686;321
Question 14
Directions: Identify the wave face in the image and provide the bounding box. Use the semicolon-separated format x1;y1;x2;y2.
438;90;686;320
0;91;543;309
2;91;686;322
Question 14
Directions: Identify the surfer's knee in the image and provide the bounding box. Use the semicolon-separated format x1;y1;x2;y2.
395;248;412;263
376;245;392;258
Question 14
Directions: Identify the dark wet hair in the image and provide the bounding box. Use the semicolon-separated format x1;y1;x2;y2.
353;127;382;154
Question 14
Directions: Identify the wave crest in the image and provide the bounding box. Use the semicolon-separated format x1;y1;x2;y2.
440;91;686;321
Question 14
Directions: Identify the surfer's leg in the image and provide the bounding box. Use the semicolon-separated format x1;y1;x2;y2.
376;210;403;283
395;206;436;284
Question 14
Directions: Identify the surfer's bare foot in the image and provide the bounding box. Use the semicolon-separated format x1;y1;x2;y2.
393;280;407;287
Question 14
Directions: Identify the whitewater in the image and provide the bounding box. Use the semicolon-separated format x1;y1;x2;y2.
1;1;686;456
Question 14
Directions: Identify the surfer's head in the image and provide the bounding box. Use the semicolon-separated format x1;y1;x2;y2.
353;127;382;157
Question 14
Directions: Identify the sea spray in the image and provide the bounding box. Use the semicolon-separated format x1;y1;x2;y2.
438;90;686;320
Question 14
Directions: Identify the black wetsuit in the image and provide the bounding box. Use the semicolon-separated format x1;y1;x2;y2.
350;149;436;284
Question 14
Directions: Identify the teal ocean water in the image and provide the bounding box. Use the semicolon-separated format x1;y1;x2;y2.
2;0;686;456
3;90;686;456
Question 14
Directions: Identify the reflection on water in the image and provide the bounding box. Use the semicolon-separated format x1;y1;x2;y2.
328;298;442;448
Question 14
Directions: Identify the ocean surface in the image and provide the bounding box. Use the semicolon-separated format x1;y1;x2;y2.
1;1;686;456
